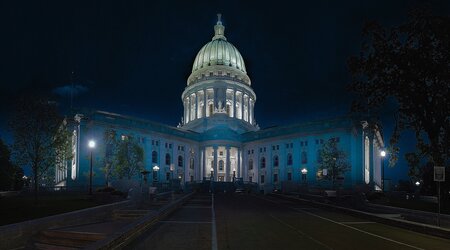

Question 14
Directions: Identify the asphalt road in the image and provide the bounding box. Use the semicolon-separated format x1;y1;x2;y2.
129;192;450;250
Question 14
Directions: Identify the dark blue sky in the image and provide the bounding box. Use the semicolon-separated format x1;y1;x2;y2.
0;0;449;181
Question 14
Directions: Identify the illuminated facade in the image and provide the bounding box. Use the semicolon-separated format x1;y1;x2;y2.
56;15;384;191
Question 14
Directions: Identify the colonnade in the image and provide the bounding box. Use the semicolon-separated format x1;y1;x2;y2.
199;146;242;182
183;88;254;125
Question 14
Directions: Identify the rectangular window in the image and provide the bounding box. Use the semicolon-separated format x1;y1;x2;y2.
276;145;279;150
261;175;265;184
264;147;266;152
290;143;293;148
165;143;168;148
272;146;275;150
286;144;289;148
274;174;278;183
169;144;172;149
252;149;254;154
249;176;253;183
166;172;171;181
301;141;304;147
152;140;155;145
260;148;262;153
190;175;194;182
287;172;292;181
156;141;159;146
305;141;308;146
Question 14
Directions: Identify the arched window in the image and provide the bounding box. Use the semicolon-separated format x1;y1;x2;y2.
273;155;279;167
316;150;322;163
287;153;293;165
301;151;307;164
219;160;224;171
152;151;158;164
190;158;194;169
178;155;183;167
165;153;171;165
248;159;253;170
260;157;266;169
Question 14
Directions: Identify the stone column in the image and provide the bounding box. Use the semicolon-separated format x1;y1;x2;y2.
237;149;241;178
241;93;244;121
233;89;236;118
195;92;198;119
226;146;231;181
213;146;218;181
187;96;191;123
247;95;250;122
203;89;207;118
202;148;206;181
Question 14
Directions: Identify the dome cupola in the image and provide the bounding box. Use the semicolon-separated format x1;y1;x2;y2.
181;14;257;134
188;14;250;86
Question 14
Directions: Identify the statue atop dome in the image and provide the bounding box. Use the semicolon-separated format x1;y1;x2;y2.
213;13;226;40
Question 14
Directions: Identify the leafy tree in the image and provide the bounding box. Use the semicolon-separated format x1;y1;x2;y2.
113;137;144;179
0;138;23;190
348;7;449;170
102;129;118;186
317;139;351;188
9;96;72;202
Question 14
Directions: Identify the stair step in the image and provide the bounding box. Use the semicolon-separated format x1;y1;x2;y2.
41;230;106;241
34;242;80;250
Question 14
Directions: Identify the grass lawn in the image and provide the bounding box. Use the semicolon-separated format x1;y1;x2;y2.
0;193;111;226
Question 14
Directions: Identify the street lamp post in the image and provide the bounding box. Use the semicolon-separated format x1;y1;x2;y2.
380;150;387;192
301;168;308;183
88;140;96;195
152;165;160;187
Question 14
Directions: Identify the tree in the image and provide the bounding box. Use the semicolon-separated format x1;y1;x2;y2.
317;139;351;188
10;96;72;202
113;137;144;179
0;138;23;190
348;7;450;170
102;129;118;186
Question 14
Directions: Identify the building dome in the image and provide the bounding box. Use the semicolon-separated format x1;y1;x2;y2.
188;14;250;86
192;37;246;74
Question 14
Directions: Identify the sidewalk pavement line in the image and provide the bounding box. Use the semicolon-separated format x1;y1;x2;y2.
183;206;212;209
341;221;377;225
269;214;333;250
211;193;218;250
260;196;424;250
160;220;212;224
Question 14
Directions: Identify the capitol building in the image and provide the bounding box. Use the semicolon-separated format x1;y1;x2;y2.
56;15;384;192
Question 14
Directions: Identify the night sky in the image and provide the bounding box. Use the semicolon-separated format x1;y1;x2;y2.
1;0;449;181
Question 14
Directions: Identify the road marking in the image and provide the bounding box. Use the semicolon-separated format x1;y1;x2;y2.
160;220;212;224
341;221;376;225
259;196;424;250
211;194;218;250
269;214;333;250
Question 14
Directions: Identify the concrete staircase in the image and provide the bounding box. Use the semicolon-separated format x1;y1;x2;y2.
112;209;150;220
32;230;106;249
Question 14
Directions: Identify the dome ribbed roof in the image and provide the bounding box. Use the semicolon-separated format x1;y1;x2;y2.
191;14;246;74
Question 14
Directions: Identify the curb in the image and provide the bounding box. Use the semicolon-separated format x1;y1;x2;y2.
85;192;195;250
270;193;450;239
